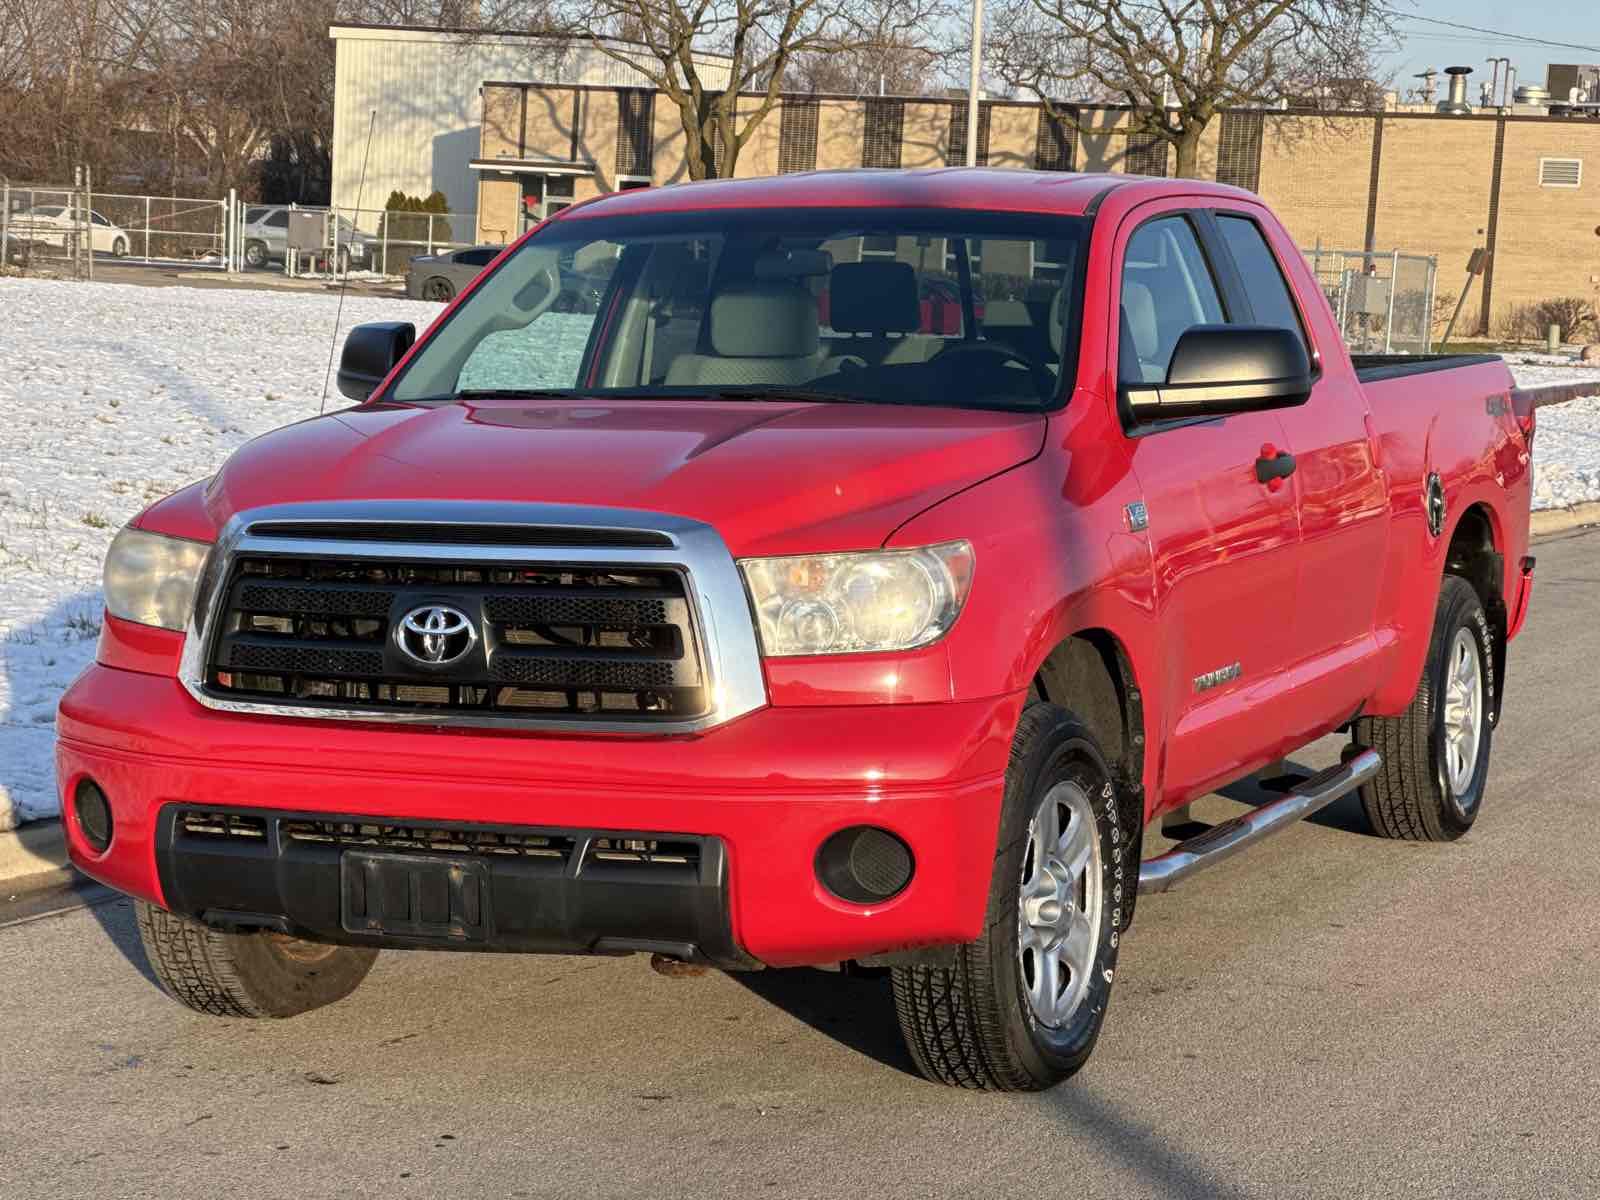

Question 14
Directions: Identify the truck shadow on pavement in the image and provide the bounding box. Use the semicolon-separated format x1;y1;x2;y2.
83;893;164;991
732;967;918;1077
1216;760;1376;837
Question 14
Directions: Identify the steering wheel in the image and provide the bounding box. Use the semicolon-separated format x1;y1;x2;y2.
933;340;1056;403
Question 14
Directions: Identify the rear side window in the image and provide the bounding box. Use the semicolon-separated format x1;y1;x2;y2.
1216;215;1306;350
455;248;498;267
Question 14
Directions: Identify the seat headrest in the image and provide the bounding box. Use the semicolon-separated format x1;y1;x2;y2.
709;281;820;358
1122;280;1159;362
1048;289;1071;355
827;260;920;334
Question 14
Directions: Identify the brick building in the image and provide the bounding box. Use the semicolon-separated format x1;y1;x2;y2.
471;84;1600;337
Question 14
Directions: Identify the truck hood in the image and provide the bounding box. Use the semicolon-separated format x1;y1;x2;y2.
203;398;1045;556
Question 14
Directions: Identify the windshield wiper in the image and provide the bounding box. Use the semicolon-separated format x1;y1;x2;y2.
453;388;583;400
699;387;910;406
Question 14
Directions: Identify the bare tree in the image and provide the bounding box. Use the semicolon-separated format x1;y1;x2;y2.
988;0;1398;179
554;0;955;179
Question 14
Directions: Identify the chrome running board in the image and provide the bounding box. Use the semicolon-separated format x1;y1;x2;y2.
1138;749;1382;894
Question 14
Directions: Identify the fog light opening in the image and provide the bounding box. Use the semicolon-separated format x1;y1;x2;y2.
816;826;914;904
74;779;114;853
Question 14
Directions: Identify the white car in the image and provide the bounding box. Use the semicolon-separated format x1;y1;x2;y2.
12;206;131;256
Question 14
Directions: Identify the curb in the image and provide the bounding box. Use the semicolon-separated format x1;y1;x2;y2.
1532;502;1600;539
0;819;71;896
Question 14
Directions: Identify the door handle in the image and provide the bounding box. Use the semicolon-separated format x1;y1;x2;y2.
1255;444;1297;489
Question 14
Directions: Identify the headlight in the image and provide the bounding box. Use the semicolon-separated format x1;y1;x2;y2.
739;541;974;657
102;527;210;631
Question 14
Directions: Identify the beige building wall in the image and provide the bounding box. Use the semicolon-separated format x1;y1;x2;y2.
490;84;1600;330
1370;117;1499;326
476;176;520;246
1257;116;1374;253
815;101;866;170
986;104;1038;169
1489;121;1600;324
902;101;954;167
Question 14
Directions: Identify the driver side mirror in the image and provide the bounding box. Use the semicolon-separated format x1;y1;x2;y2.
337;321;416;401
1123;325;1312;424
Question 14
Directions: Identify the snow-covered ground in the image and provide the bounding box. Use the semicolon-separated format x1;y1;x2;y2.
1;277;1598;829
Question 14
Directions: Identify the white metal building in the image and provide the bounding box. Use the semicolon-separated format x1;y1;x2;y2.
329;23;730;227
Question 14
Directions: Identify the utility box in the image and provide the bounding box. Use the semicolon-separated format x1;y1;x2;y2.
1348;271;1392;316
287;210;324;252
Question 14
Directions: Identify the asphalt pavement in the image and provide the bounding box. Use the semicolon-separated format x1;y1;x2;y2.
3;528;1598;1200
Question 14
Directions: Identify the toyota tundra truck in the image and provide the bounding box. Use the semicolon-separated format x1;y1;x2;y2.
57;169;1537;1091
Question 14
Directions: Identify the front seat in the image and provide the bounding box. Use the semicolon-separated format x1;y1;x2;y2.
826;260;939;365
665;281;829;387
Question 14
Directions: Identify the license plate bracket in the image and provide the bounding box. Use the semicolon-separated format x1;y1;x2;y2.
340;851;490;942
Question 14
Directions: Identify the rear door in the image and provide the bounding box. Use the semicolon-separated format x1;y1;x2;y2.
1113;205;1303;804
1208;206;1390;723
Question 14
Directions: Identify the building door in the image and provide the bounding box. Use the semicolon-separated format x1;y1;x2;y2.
520;175;578;234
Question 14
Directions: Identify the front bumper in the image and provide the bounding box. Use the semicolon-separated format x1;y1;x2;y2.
58;664;1019;968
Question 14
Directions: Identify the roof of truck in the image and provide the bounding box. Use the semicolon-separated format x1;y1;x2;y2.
559;168;1260;222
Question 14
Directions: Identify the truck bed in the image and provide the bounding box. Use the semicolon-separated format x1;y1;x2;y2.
1351;353;1501;384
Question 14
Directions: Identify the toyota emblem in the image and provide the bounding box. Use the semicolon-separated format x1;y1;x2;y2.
395;604;476;666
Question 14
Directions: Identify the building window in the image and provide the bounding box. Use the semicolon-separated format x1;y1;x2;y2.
948;100;991;166
863;99;905;169
1034;106;1077;172
1124;131;1169;177
1216;110;1264;191
1539;157;1583;188
615;89;654;177
778;98;820;174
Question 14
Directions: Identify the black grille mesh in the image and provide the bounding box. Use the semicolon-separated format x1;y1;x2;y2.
205;549;706;721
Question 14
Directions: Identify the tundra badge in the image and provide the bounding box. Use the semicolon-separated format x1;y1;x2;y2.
1194;662;1242;692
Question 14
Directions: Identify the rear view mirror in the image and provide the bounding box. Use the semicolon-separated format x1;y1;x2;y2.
337;322;416;401
1123;325;1312;423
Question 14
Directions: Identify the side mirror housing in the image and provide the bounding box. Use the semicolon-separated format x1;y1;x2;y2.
1123;325;1312;424
337;321;416;401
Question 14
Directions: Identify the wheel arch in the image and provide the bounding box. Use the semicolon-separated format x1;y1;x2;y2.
1029;627;1148;910
1443;501;1507;721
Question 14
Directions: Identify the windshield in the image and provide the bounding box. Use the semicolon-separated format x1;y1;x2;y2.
388;207;1090;411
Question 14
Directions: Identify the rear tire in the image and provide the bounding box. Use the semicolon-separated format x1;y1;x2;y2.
135;901;377;1018
891;703;1126;1090
1353;575;1494;841
423;276;455;302
243;240;267;269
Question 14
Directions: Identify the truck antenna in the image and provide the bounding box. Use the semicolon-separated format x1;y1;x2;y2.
320;109;377;415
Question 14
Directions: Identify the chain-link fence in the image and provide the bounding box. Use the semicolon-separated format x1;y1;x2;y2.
1301;247;1439;355
2;182;95;277
4;180;236;275
229;203;480;279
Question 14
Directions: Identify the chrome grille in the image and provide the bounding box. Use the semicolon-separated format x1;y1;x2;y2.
204;553;707;721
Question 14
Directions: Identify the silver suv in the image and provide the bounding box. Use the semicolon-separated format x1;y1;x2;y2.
241;206;375;271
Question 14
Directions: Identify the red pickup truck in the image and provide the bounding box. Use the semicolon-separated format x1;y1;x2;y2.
59;170;1536;1092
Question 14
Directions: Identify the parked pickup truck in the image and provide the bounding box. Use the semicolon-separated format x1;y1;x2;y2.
59;170;1537;1091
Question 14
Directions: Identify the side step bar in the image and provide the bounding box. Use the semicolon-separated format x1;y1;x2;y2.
1138;749;1382;894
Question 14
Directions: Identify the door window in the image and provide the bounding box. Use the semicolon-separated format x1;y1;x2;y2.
1215;215;1307;352
1118;216;1225;384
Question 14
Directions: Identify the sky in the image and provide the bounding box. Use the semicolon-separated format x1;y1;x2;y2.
1387;1;1600;98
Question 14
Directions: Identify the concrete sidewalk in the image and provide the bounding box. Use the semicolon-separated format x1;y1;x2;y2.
0;820;69;896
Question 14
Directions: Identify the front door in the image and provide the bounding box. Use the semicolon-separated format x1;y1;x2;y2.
1114;208;1304;805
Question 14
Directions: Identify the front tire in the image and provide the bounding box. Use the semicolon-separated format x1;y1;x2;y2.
891;703;1126;1090
1353;575;1494;840
135;901;377;1018
243;240;267;269
111;237;127;258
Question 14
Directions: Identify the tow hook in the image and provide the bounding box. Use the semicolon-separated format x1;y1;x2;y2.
650;953;709;978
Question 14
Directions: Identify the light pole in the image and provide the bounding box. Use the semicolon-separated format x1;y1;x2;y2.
966;0;984;167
